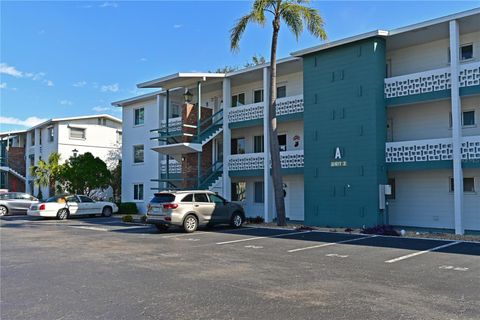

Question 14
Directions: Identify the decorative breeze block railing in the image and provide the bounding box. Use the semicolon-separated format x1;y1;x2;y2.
160;117;182;132
228;150;304;171
228;95;303;123
384;61;480;98
386;136;480;163
160;159;181;173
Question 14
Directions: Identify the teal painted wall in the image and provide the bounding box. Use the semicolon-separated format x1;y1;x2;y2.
303;37;387;228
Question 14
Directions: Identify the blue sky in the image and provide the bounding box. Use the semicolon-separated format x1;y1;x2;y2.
1;1;478;132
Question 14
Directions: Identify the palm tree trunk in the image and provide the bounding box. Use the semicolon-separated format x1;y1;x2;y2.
269;16;287;226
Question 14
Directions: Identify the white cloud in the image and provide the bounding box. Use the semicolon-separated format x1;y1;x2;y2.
173;24;182;29
44;80;54;87
0;82;6;89
140;57;147;62
101;83;119;92
99;2;118;8
25;72;45;80
60;100;73;106
73;80;87;87
0;63;23;77
0;116;47;127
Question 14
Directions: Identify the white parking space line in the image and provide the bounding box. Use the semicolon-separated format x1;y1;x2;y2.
384;241;461;263
216;231;309;245
287;235;377;253
161;232;211;238
69;226;109;232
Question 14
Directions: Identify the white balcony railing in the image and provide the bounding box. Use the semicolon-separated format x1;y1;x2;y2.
160;159;182;174
384;61;480;99
386;136;480;163
228;95;304;124
228;150;304;171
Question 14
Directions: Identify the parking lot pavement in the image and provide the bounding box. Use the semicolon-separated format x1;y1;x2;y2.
1;216;479;320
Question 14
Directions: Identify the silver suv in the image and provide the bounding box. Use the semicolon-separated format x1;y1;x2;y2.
146;191;245;233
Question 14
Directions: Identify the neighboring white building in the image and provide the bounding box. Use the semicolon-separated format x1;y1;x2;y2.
114;9;479;234
1;114;122;198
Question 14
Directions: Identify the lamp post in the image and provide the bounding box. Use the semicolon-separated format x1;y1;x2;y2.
183;89;193;103
72;149;78;157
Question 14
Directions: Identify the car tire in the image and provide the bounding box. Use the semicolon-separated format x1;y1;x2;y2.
183;214;198;233
0;205;8;216
101;206;112;217
155;224;169;232
230;212;243;228
57;209;69;220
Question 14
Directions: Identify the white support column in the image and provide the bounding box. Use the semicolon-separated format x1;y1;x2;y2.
222;78;232;200
263;67;272;222
449;20;464;235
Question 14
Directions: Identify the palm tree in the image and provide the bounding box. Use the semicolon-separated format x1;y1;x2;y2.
231;0;327;225
29;152;62;199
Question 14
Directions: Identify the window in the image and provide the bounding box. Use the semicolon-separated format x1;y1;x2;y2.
194;193;209;203
386;178;396;200
79;196;94;203
254;181;264;203
209;194;226;205
181;194;193;202
450;177;475;193
38;129;42;145
254;135;264;153
70;127;86;139
31;131;35;146
277;85;286;98
463;111;475;126
253;89;263;103
47;127;54;142
151;193;175;203
170;104;180;118
98;118;102;125
231;137;245;155
133;145;144;163
278;134;287;151
232;93;245;107
461;44;473;61
116;131;122;144
134;107;145;126
134;184;144;200
231;182;246;201
98;118;107;126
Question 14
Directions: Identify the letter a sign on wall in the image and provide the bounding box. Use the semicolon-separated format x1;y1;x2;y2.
331;147;347;167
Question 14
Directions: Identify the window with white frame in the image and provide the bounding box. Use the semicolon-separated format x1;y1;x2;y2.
253;89;263;103
116;131;122;144
450;177;475;193
277;85;286;98
231;181;246;201
133;145;144;163
449;110;476;127
254;135;264;153
134;107;145;126
133;184;144;200
232;93;245;107
47;126;54;142
170;104;180;118
254;181;264;203
460;44;473;61
70;127;86;139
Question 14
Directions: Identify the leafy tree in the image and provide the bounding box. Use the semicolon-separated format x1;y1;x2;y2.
58;152;112;195
244;54;266;67
29;152;62;200
110;159;122;202
231;0;326;225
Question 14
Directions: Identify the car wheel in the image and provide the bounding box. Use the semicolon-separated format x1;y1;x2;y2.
0;205;8;216
155;224;169;232
101;206;112;217
183;214;198;233
57;209;69;220
230;212;243;228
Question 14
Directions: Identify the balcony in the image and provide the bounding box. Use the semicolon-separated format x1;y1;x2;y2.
384;61;480;101
228;95;304;125
228;150;304;173
160;159;181;174
386;136;480;164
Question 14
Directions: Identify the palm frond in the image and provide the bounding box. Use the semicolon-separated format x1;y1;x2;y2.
280;4;304;40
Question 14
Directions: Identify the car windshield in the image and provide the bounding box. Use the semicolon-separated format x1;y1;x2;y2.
45;196;68;203
151;193;175;203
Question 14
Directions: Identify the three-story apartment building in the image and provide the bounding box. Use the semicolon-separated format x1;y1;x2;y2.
115;8;479;234
0;114;122;198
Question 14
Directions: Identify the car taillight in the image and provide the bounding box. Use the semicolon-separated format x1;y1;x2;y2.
165;217;172;221
163;203;178;210
39;204;45;211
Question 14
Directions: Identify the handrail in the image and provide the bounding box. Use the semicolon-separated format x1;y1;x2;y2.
199;109;223;128
199;160;223;186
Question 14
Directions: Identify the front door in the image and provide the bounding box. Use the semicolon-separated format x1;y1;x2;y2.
65;196;80;214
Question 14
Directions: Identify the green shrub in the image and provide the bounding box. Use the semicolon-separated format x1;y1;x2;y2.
117;202;138;214
122;215;133;223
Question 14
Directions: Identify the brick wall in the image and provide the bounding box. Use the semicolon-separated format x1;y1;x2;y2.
7;147;26;176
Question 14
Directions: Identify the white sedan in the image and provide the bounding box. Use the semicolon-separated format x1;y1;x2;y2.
28;195;118;220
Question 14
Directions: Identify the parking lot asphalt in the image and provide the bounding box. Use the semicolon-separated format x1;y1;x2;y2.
1;215;479;320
